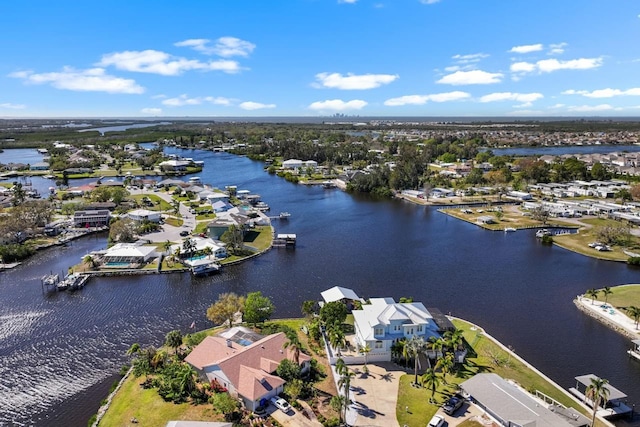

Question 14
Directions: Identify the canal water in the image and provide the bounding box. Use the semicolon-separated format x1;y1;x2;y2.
1;148;640;426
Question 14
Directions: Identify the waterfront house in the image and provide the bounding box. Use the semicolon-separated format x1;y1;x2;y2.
73;209;110;227
321;286;362;311
127;209;161;223
171;237;227;259
206;207;252;240
185;331;311;411
461;373;589;427
159;159;191;172
102;243;158;267
352;297;440;363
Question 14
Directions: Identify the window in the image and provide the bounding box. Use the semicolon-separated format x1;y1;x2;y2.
417;325;423;332
375;328;383;336
375;341;383;349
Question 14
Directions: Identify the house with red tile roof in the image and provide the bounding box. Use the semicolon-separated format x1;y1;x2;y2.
185;331;311;411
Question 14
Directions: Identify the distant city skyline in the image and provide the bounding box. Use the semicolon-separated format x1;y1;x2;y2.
1;0;639;118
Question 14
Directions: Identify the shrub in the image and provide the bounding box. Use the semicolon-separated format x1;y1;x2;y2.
627;257;640;265
541;235;553;245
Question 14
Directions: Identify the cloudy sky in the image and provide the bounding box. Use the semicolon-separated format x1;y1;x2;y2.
1;0;639;117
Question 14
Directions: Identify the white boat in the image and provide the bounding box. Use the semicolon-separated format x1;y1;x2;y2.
255;202;270;211
504;227;516;232
279;212;291;219
42;274;59;286
192;262;221;276
535;229;551;238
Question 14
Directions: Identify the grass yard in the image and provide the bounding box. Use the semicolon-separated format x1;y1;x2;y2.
164;216;183;227
129;194;173;211
396;318;601;427
596;284;640;309
243;226;272;251
440;206;573;231
98;374;222;427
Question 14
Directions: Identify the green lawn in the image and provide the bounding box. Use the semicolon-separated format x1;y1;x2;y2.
396;318;601;426
164;217;183;227
98;374;222;427
194;222;210;234
595;284;640;309
244;226;272;251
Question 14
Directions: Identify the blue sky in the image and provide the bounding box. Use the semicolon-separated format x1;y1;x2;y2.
1;0;639;117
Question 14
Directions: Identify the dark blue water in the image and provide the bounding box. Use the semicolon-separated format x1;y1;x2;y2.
2;150;640;426
491;144;640;156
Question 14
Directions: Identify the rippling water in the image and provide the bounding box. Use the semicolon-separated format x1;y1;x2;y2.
2;150;640;426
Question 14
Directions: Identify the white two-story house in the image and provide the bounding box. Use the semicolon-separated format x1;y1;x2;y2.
352;297;440;363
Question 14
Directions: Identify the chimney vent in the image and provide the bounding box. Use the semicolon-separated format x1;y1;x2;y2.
226;339;233;348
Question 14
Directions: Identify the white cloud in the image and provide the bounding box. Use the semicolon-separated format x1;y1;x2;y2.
0;103;26;109
308;99;367;111
511;57;603;78
444;66;461;72
162;94;233;107
452;53;489;64
141;108;162;114
537;58;603;72
9;67;144;94
174;37;256;57
561;88;640;98
384;91;470;106
567;104;614;112
479;92;544;103
239;101;276;110
314;72;398;90
436;70;503;85
338;0;358;3
162;95;202;106
548;42;567;55
204;96;232;105
420;0;441;4
509;44;544;54
510;62;536;73
98;50;242;75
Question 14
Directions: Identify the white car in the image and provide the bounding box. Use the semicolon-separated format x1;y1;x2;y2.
427;414;445;427
270;397;292;413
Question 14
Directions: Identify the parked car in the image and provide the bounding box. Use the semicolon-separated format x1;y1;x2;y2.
179;230;189;237
427;414;445;427
270;397;292;414
442;394;464;415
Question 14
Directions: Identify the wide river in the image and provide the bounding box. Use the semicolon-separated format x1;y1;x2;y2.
2;148;640;426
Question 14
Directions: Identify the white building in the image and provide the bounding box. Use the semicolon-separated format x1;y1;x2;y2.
103;243;157;265
127;209;161;223
352;297;440;363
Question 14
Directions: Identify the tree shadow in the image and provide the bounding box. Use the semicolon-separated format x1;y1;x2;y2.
379;372;395;382
351;385;367;396
352;401;384;419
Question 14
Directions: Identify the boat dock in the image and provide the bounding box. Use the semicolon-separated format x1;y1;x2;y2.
628;340;640;361
56;273;90;292
569;374;633;419
273;233;296;248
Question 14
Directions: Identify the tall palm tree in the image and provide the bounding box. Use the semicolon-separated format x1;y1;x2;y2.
359;344;371;371
585;288;599;305
335;357;347;377
400;339;410;368
126;342;141;359
444;329;465;352
626;306;640;329
406;336;427;385
162;240;172;254
585;377;610;427
283;333;302;365
601;287;613;305
421;368;441;403
338;368;355;421
83;255;96;269
436;352;455;384
429;336;446;358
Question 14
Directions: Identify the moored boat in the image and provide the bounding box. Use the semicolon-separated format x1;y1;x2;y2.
279;212;291;219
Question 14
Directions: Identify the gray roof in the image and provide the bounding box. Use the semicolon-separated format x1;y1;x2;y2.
461;373;574;427
321;286;360;303
574;374;627;401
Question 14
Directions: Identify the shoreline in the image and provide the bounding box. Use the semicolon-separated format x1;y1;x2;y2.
574;294;640;340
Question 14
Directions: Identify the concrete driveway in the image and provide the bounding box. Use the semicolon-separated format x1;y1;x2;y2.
342;363;404;427
435;401;486;426
268;403;323;427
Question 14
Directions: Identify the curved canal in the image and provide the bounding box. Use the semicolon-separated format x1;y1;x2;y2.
1;149;640;426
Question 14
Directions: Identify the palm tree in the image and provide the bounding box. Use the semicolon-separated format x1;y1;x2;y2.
429;336;446;358
283;333;302;365
421;368;441;403
601;287;613;305
335;357;347;376
182;238;196;259
162;240;172;254
585;377;610;427
126;342;141;359
338;368;355;421
83;255;96;269
436;352;455;384
359;344;371;372
406;336;427;385
626;306;640;329
444;329;465;352
585;288;600;305
400;339;410;368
